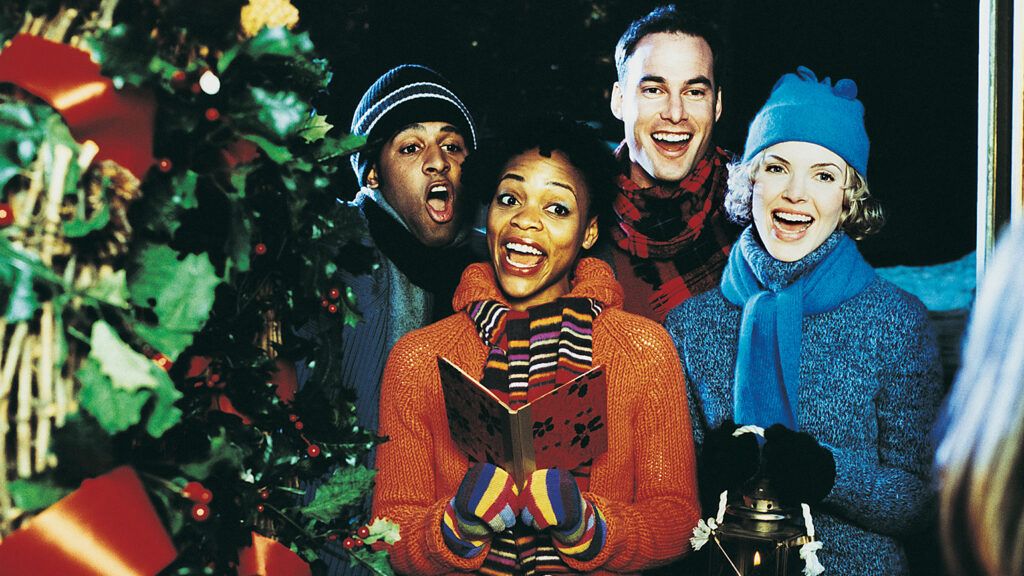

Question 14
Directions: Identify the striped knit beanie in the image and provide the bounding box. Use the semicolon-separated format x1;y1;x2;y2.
350;64;478;185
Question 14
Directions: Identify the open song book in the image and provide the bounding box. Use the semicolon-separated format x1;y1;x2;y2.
438;356;608;487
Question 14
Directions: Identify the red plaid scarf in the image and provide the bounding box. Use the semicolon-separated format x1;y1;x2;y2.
610;144;740;321
611;144;732;259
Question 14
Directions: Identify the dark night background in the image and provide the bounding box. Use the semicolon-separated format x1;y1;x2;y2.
297;0;978;269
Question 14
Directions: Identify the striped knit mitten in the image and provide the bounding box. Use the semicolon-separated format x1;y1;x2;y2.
441;463;519;558
520;468;607;561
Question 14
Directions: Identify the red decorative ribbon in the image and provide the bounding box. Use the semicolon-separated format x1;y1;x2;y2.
0;33;156;178
0;466;177;575
237;531;311;576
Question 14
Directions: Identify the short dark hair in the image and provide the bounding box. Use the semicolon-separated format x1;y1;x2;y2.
614;4;725;88
463;115;618;224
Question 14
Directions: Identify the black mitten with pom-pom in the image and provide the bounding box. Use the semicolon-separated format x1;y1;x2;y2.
762;424;836;506
699;419;761;508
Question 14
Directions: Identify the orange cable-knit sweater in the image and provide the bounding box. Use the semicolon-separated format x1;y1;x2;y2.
372;258;700;575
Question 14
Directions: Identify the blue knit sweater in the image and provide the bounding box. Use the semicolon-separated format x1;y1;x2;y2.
664;229;943;576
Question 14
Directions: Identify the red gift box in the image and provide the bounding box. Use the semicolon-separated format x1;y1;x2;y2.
0;466;176;575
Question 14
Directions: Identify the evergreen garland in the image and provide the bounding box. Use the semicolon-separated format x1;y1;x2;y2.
0;0;396;573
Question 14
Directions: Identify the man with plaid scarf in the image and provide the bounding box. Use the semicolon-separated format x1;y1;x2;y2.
604;5;741;322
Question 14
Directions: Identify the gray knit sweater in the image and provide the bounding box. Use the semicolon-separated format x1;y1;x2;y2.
664;229;943;576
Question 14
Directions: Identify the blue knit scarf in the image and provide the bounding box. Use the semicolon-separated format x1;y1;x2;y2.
721;227;876;430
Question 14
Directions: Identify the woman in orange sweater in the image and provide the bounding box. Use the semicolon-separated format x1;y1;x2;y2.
372;117;699;575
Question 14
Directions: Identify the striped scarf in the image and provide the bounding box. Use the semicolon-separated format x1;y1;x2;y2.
468;298;602;408
466;297;602;575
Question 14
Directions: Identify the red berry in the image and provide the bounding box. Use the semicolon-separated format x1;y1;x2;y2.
197;488;213;504
327;304;339;314
327;533;338;541
294;421;304;430
170;70;187;88
209;373;221;383
254;243;267;255
157;157;173;172
320;298;330;308
204;107;220;121
342;537;358;550
356;526;370;539
307;444;321;457
256;504;265;513
191;503;210;522
0;203;13;227
370;541;390;552
182;481;205;501
190;82;201;94
259;488;270;500
327;287;341;300
289;414;299;422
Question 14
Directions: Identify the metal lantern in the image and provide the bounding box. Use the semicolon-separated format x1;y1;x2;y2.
708;479;813;576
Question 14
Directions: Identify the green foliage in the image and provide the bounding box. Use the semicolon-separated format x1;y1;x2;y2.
180;428;245;480
299;113;333;143
0;248;40;322
8;479;72;513
349;548;397;576
86;23;156;88
240;87;310;141
78;322;182;437
1;1;389;572
128;245;221;359
78;358;151;434
299;465;376;523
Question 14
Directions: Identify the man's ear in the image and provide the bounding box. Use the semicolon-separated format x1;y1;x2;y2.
610;82;623;121
715;86;724;123
581;216;600;250
365;165;380;189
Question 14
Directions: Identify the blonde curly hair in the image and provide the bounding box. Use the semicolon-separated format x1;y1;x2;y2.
723;151;885;240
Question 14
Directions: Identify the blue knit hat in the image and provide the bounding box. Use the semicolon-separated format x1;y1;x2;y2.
742;66;869;177
350;64;477;186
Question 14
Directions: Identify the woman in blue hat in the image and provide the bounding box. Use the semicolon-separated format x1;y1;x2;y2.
665;67;943;575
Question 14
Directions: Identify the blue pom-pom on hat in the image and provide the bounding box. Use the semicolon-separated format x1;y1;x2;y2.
742;66;869;177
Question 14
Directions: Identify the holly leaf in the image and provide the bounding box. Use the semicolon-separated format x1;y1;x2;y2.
299;113;333;143
181;427;246;480
0;99;52;189
348;548;396;576
174;171;200;210
365;517;402;545
299;465;376;523
146;375;184;437
129;245;221;360
77;357;150;434
8;478;72;512
90;320;166;391
86;24;156;87
229;27;314;70
79;322;182;437
241;134;293;164
243;88;310;141
316;133;367;162
82;268;130;309
0;254;39;322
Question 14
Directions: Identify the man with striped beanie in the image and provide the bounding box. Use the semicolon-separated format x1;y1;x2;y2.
338;63;479;431
309;64;479;576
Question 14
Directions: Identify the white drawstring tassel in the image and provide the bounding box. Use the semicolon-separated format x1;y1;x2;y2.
689;490;730;551
799;503;825;576
689;517;718;551
716;489;728;524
